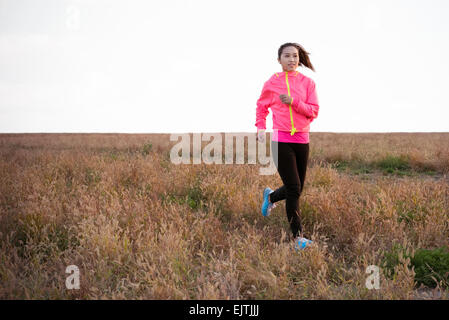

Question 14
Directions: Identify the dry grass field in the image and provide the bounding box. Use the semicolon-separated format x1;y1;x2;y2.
0;132;448;299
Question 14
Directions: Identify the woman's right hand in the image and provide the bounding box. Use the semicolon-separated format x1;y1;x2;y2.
279;94;293;105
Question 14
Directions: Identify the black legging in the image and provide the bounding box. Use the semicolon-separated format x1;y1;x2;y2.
269;141;309;238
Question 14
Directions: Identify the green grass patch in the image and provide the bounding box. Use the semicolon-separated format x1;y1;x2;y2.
186;184;204;210
12;213;79;261
141;142;153;156
331;160;374;175
412;248;449;288
382;244;449;288
394;200;427;225
161;177;209;211
376;154;411;175
419;168;439;177
328;154;423;176
332;160;350;171
84;167;101;186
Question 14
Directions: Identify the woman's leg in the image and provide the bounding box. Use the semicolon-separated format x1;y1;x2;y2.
269;141;303;238
292;143;309;198
269;141;287;203
269;142;309;202
292;143;310;238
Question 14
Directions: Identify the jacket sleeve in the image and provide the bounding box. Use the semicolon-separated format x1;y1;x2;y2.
255;81;273;130
291;80;319;120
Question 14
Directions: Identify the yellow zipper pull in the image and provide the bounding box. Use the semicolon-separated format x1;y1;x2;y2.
285;72;297;135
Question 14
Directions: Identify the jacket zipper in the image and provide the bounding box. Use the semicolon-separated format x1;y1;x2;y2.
285;72;297;135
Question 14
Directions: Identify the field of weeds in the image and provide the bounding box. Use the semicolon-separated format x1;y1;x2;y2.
0;132;448;299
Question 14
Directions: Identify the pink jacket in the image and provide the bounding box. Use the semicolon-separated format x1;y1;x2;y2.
255;70;319;134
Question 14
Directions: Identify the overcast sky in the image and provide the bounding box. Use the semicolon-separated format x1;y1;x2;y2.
1;0;448;133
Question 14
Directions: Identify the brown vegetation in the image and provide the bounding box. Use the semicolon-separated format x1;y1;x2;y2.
0;132;448;299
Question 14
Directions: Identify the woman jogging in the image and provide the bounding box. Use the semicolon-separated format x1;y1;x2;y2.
255;42;320;250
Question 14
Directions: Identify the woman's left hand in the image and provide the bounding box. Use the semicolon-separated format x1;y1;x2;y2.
279;94;293;105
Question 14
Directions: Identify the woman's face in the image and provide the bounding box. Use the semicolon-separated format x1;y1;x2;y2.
278;46;299;72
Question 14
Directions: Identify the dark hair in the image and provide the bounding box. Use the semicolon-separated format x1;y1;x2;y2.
278;42;315;72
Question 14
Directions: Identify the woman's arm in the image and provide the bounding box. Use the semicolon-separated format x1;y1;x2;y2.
255;81;274;130
291;80;319;119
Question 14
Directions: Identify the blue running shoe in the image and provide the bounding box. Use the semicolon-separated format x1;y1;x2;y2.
294;237;313;251
261;187;276;217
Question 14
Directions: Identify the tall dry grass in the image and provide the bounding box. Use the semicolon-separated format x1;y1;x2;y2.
0;133;448;299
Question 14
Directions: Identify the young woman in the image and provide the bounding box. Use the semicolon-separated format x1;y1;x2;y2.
255;42;320;250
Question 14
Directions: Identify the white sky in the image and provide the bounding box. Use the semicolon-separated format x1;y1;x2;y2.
1;0;448;133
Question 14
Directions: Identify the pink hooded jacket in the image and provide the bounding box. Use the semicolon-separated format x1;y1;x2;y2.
255;70;319;134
